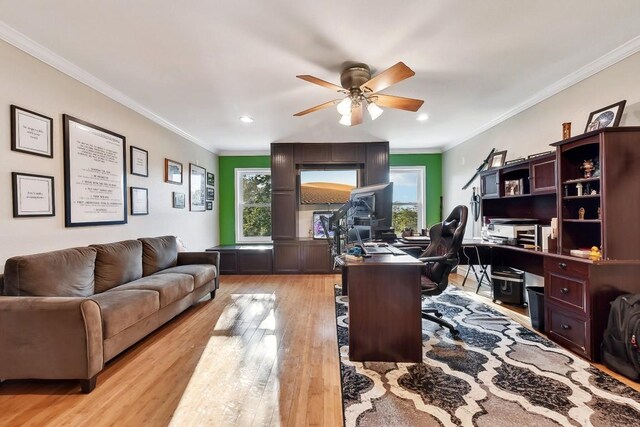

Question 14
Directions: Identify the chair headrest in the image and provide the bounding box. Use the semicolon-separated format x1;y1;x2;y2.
441;219;458;237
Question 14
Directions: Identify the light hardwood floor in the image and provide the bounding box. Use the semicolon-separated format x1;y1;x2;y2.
0;274;637;427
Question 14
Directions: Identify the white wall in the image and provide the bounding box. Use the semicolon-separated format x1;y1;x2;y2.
0;40;218;267
443;52;640;238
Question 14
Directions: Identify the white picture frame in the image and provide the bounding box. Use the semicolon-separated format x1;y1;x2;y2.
189;163;206;212
12;172;55;217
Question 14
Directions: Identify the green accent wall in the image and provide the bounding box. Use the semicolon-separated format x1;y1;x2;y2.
218;156;270;245
218;152;442;245
390;153;442;227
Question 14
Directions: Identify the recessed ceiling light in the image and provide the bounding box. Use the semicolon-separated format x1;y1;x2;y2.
239;116;254;123
417;113;429;122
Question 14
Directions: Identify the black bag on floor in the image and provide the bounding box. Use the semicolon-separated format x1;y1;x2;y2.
601;294;640;381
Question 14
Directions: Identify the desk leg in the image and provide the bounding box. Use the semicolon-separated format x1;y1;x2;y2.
341;267;348;296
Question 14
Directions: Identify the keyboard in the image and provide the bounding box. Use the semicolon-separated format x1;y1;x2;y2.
362;246;393;255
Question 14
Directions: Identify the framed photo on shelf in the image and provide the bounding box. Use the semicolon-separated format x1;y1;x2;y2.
165;159;183;184
206;201;213;210
584;100;626;132
12;172;55;217
63;115;127;227
189;163;206;211
504;179;523;196
312;211;334;239
207;172;215;186
206;187;214;201
130;146;148;177
11;105;53;158
173;192;185;209
487;150;507;169
130;187;148;215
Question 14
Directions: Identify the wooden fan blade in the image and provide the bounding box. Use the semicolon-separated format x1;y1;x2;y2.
350;103;363;126
293;100;340;116
373;94;424;112
360;62;415;93
296;75;344;92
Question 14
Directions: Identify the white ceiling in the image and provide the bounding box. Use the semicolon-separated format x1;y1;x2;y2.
1;1;640;153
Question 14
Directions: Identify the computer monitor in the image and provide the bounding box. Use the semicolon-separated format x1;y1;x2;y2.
349;182;393;231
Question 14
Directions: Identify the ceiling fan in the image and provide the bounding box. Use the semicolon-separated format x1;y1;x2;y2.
294;62;424;126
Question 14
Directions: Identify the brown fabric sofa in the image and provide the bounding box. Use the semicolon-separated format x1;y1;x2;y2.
0;236;219;393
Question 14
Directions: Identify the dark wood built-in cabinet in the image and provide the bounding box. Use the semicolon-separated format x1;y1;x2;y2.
211;245;273;275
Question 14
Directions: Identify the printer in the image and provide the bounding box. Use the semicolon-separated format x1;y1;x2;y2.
484;218;538;247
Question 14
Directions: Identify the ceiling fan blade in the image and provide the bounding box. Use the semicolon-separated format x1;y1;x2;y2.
350;103;363;126
372;94;424;112
360;62;415;93
296;75;344;92
293;100;340;116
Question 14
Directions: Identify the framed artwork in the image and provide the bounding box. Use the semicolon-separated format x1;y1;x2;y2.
584;100;626;132
189;163;206;211
207;172;215;186
165;159;183;184
12;172;55;217
173;192;185;209
312;211;334;239
206;201;213;210
11;105;53;158
206;187;215;201
130;187;149;215
63;115;127;227
130;146;148;177
487;150;507;169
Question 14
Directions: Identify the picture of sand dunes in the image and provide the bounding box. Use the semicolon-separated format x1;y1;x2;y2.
300;182;355;204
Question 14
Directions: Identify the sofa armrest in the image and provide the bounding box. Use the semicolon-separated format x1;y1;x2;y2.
178;251;220;289
0;296;103;381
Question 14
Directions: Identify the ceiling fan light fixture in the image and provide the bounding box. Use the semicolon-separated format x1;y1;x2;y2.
367;102;383;121
239;116;254;123
417;113;429;122
339;114;352;126
336;97;352;116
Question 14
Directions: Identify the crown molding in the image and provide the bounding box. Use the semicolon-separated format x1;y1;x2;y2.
218;150;270;156
442;35;640;152
390;148;442;155
0;21;213;153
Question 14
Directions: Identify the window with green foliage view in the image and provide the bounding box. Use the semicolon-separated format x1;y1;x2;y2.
390;166;425;235
235;169;271;242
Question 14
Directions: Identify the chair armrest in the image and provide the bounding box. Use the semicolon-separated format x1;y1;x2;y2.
418;255;453;264
0;296;103;381
177;251;220;289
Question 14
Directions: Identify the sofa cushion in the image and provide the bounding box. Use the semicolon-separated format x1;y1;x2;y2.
3;247;96;297
139;236;177;276
90;290;160;338
111;273;194;307
154;265;216;289
90;240;143;293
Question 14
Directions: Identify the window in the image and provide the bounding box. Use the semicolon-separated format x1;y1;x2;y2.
390;166;426;233
235;168;271;242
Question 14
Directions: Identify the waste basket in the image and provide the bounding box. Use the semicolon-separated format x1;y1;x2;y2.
491;266;526;306
526;286;545;332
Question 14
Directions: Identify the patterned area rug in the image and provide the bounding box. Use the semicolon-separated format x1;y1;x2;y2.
335;286;640;426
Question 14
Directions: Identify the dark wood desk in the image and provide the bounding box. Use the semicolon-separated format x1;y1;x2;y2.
337;254;423;363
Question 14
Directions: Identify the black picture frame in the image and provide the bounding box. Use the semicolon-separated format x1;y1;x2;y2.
130;146;148;177
206;187;215;201
130;187;149;215
12;172;55;217
487;150;507;169
11;105;54;158
165;158;183;185
190;163;206;212
206;201;213;210
173;192;185;209
207;172;215;186
63;115;127;227
584;100;626;133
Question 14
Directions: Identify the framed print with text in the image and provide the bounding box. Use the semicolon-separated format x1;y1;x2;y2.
130;146;148;177
173;192;185;209
63;115;127;227
165;158;183;184
207;172;215;186
11;105;53;158
130;187;149;215
206;201;213;210
12;172;55;217
189;163;206;211
206;187;214;201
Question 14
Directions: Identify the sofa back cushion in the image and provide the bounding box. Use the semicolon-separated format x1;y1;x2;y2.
3;247;96;297
138;236;177;276
90;240;143;293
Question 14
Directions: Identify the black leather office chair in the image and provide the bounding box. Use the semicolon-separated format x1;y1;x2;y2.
403;205;468;336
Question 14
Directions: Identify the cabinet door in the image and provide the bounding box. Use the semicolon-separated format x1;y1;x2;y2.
295;143;330;163
271;191;297;240
273;242;301;273
238;250;273;274
364;143;389;185
218;251;238;274
271;143;295;191
480;171;500;198
302;241;332;273
331;143;365;163
530;156;556;194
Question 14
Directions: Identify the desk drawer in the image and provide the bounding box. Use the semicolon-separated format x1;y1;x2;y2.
547;306;589;359
544;257;589;278
547;272;587;314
